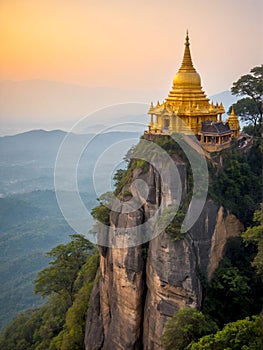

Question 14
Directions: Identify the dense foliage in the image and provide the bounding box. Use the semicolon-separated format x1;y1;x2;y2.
0;235;99;350
242;206;263;279
209;141;262;227
35;234;94;304
161;308;218;350
188;315;263;350
202;236;262;327
231;65;262;134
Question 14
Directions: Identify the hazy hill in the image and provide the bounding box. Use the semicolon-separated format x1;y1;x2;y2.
0;190;76;329
0;129;141;196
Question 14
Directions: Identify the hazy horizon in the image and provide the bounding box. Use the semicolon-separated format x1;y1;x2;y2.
0;80;238;136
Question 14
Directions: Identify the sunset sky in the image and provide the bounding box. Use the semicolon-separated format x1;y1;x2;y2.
1;0;262;95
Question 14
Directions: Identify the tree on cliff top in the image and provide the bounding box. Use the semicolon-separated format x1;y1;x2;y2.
230;65;263;131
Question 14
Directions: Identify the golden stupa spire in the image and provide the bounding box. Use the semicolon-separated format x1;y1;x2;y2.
230;105;236;117
178;30;196;73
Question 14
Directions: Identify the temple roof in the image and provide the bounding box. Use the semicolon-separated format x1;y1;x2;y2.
201;120;231;134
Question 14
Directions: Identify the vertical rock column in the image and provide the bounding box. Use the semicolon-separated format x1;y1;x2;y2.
86;206;146;350
143;232;201;350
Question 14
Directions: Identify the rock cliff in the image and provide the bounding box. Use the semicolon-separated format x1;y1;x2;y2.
85;152;243;350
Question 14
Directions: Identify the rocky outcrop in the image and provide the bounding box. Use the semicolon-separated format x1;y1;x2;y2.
142;200;243;349
85;156;243;350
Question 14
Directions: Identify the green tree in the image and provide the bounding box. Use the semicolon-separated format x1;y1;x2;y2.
59;252;99;350
161;308;218;350
209;149;261;227
35;234;94;305
188;315;263;350
0;236;98;350
91;192;113;226
0;308;43;350
242;206;263;279
228;97;261;129
231;65;263;130
202;237;262;327
34;296;69;350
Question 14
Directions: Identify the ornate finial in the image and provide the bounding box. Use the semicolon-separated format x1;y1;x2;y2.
230;105;235;115
185;29;189;46
179;30;195;72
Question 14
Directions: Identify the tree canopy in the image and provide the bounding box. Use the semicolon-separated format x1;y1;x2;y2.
34;234;95;305
188;315;263;350
242;205;263;279
230;65;263;131
161;308;218;350
0;235;99;350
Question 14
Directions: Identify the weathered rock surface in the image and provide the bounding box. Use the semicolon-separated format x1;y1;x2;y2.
85;157;243;350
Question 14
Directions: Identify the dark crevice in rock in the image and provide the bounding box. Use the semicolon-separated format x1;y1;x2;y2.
140;244;148;350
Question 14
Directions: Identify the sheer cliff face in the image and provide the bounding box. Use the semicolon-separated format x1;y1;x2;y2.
85;160;243;350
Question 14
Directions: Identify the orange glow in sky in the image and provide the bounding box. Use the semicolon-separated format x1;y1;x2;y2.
0;0;263;94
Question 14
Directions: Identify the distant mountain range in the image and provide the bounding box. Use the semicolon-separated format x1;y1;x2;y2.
0;129;141;196
0;80;238;135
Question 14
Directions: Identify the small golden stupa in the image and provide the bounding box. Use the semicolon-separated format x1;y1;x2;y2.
227;106;240;138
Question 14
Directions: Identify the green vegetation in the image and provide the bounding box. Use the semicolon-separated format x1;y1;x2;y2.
161;308;218;350
34;234;94;304
0;235;99;350
230;65;262;134
209;142;262;227
242;206;263;279
91;192;112;226
202;236;262;327
156;206;186;241
188;315;263;350
113;141;150;195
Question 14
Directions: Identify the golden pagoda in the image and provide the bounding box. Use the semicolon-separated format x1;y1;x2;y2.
227;106;240;138
146;31;226;136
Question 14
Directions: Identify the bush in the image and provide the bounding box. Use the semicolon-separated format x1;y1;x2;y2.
161;308;218;350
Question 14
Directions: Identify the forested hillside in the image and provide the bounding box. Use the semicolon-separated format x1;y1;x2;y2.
0;190;76;329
